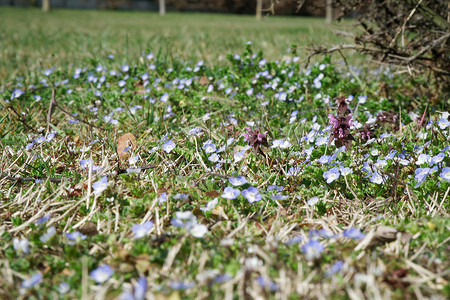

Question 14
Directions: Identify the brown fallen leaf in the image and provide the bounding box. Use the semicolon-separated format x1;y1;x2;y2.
117;133;137;160
367;225;412;249
78;221;98;236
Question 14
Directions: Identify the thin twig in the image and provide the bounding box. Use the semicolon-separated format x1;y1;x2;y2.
46;89;56;135
0;173;73;183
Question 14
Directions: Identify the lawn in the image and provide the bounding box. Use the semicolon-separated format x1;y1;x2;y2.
0;7;449;300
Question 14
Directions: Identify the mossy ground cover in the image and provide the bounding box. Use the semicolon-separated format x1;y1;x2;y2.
0;7;449;300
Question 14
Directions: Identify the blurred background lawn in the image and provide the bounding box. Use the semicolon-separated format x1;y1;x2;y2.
0;7;358;82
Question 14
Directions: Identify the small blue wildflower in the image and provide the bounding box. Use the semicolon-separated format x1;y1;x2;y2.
190;224;208;238
285;235;303;245
228;176;247;186
173;193;189;200
319;229;337;238
158;192;168;205
234;150;246;162
414;167;431;188
35;215;51;225
222;187;240;200
325;261;344;277
300;240;324;261
90;265;113;284
66;231;87;245
202;140;217;153
436;118;449;130
343;227;365;240
200;198;218;212
21;272;42;289
121;64;129;72
58;282;70;294
161;93;169;103
416;154;431;165
212;273;232;284
39;226;57;243
242;187;262;203
431;153;445;165
323;167;340;183
256;276;279;291
68;119;79;124
340;166;353;176
370;172;384;184
307;196;319;206
318;155;331;164
267;185;284;192
131;221;154;239
439;167;450;182
413;145;424;154
92;176;108;195
208;153;219;162
169;281;195;290
162;140;176;153
13;238;30;255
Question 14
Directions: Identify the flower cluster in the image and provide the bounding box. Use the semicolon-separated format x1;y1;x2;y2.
328;97;354;150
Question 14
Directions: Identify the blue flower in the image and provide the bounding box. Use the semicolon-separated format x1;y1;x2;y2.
169;281;195;290
319;229;337;238
189;224;208;238
343;227;365;240
21;272;42;289
430;153;445;165
200;198;218;212
340;166;353;176
158;192;168;205
162;140;176;153
202;140;217;153
228;176;247;186
307;196;319;206
92;176;108;195
323;167;340;183
66;231;87;245
58;282;70;294
414;167;431;188
318;155;331;164
13;238;30;256
221;187;240;200
242;187;262;203
370;172;384;184
440;167;450;182
325;261;344;277
300;240;324;261
90;265;114;283
131;221;154;239
256;276;279;291
285;235;303;245
39;226;57;243
173;193;189;200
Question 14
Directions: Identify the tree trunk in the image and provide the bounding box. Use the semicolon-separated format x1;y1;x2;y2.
159;0;166;16
326;0;333;23
256;0;262;20
42;0;50;12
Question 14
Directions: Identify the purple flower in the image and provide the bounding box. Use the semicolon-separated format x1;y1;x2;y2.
242;187;262;203
221;187;240;200
343;227;365;240
318;155;331;164
21;272;42;289
300;240;324;261
90;265;114;283
120;277;147;300
323;167;340;183
242;127;269;153
131;221;154;239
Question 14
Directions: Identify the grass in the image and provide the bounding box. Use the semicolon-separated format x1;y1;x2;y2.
0;7;449;300
0;7;359;82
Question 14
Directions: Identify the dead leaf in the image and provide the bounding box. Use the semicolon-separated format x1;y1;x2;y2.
117;133;137;160
366;225;412;249
199;76;209;85
78;222;98;236
205;190;220;198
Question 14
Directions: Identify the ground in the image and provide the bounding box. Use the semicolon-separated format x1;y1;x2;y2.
0;7;449;300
